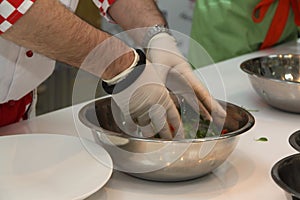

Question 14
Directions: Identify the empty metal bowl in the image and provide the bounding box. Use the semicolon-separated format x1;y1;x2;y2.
289;130;300;152
79;96;255;182
240;54;300;113
271;153;300;200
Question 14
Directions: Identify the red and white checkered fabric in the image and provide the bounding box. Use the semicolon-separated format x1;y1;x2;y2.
0;0;116;35
92;0;116;21
0;0;35;34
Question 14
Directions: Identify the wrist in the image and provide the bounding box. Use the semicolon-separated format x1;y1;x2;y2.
145;32;178;62
102;49;135;80
146;32;176;50
102;49;146;94
142;24;171;48
102;48;139;85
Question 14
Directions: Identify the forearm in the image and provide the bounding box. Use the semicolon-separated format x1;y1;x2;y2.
108;0;167;45
1;0;133;79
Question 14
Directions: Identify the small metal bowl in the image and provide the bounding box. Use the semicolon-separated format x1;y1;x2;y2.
271;153;300;200
240;54;300;113
289;130;300;152
79;96;255;182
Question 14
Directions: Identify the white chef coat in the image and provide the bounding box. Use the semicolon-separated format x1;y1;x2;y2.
0;0;79;104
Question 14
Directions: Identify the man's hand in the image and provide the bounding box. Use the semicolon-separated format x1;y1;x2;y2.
146;33;227;126
109;60;184;139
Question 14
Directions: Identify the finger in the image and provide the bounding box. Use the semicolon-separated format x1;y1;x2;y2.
169;92;180;108
136;113;172;139
176;91;213;122
179;66;226;118
148;104;173;139
167;65;217;121
166;102;185;139
211;99;227;118
223;106;244;131
193;86;227;120
144;102;175;139
155;117;173;139
137;118;157;138
166;66;212;125
175;91;213;122
197;98;213;122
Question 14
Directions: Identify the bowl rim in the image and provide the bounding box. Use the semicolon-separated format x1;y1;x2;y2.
289;130;300;152
78;96;255;143
271;153;300;198
240;54;300;85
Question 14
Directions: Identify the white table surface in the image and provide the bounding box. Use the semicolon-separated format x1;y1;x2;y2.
1;40;300;200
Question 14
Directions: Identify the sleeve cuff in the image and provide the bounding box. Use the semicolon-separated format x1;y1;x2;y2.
92;0;116;23
0;0;36;34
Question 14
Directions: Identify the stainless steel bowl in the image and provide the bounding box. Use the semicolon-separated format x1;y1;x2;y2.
240;54;300;113
271;153;300;200
289;130;300;152
79;96;255;182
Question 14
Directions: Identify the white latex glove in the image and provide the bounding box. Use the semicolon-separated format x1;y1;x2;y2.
146;33;227;126
109;59;184;140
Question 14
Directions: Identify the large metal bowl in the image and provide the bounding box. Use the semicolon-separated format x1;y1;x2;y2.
79;96;255;182
240;54;300;113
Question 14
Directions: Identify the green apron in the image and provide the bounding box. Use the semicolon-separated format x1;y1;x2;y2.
189;0;299;67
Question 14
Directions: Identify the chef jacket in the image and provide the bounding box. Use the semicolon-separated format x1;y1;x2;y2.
0;0;78;103
0;0;117;127
0;0;116;104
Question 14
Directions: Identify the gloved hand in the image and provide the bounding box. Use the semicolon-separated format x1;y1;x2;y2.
104;50;184;139
146;33;228;129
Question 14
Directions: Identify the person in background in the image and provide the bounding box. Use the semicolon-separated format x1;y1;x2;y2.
190;0;300;64
0;0;226;138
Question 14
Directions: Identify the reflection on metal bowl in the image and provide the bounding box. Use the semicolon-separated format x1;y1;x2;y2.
240;54;300;113
271;154;300;200
78;96;255;182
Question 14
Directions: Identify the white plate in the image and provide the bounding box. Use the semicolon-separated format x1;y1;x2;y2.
0;133;113;200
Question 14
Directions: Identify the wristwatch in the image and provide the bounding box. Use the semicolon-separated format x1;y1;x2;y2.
142;24;171;48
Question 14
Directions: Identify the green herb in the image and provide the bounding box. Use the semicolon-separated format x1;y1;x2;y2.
255;137;268;142
184;119;223;139
154;119;223;139
154;100;228;139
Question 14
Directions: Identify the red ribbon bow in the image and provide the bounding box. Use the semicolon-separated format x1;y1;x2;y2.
252;0;300;49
